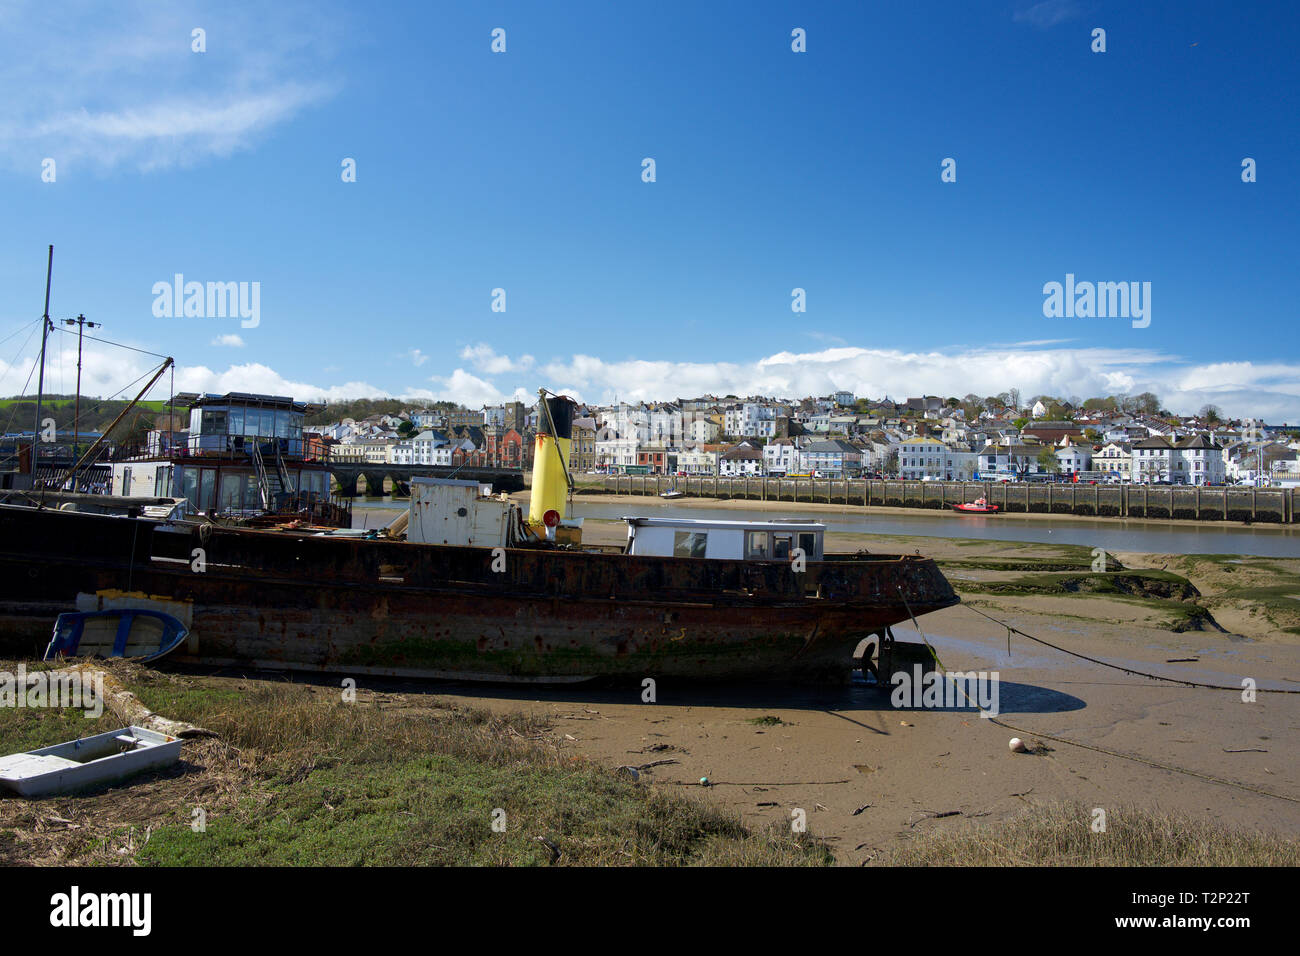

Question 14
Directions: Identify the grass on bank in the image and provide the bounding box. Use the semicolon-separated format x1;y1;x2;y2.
0;663;831;867
873;801;1300;866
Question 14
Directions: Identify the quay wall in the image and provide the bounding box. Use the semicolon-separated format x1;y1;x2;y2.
581;476;1299;524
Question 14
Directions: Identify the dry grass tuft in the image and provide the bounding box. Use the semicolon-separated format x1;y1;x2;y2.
875;801;1300;867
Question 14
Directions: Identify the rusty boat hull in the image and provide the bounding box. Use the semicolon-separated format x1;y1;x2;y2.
0;504;958;682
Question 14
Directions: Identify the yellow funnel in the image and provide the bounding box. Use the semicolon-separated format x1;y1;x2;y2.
528;394;575;530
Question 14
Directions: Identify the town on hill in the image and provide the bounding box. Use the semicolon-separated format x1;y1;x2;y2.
304;390;1299;487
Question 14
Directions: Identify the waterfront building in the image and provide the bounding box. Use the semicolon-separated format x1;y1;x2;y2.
718;442;763;476
977;443;1047;477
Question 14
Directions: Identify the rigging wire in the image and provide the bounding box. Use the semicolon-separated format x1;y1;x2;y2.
49;325;169;360
0;323;45;466
0;317;41;351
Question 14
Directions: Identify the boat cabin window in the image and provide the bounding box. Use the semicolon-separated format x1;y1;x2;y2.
746;531;769;560
798;532;817;558
773;533;793;560
180;466;199;507
202;408;227;436
154;465;173;497
199;469;217;512
673;531;708;559
220;473;243;510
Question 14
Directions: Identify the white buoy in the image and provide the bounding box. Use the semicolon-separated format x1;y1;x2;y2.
1009;737;1028;753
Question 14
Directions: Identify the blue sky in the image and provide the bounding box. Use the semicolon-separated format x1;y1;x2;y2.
1;0;1297;420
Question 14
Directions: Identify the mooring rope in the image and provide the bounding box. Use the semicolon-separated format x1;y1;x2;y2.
896;590;1300;805
958;601;1300;694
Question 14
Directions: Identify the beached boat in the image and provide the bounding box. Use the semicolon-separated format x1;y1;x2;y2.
0;394;959;683
0;726;182;798
953;497;999;514
45;609;189;663
660;488;684;499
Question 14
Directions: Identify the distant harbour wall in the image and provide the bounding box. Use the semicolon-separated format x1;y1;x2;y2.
582;476;1300;524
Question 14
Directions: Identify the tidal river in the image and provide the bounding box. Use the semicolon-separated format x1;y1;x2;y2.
349;495;1300;558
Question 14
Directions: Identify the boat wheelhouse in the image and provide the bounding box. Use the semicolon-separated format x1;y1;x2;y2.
624;516;825;562
109;391;343;524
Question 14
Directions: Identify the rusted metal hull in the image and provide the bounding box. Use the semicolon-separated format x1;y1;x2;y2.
0;504;958;682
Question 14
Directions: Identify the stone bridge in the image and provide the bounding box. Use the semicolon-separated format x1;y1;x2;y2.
328;464;526;497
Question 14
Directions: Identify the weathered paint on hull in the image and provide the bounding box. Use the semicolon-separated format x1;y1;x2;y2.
0;504;959;681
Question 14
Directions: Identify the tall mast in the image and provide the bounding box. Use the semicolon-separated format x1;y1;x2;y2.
31;245;53;482
62;314;100;465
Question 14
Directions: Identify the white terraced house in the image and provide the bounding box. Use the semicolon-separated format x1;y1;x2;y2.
648;404;683;443
977;444;1047;477
897;437;977;481
595;436;640;472
724;402;785;438
1131;434;1224;485
799;439;863;478
1055;441;1092;475
898;436;947;480
609;404;646;442
675;448;719;476
1094;442;1131;479
360;438;396;464
393;430;451;466
685;417;720;443
409;409;439;428
1173;434;1225;485
719;442;764;476
763;438;800;475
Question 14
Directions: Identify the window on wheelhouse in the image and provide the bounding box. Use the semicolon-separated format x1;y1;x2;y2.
773;533;793;560
180;466;200;509
745;531;769;560
220;473;243;510
798;532;818;559
198;468;217;512
673;531;708;559
154;465;173;498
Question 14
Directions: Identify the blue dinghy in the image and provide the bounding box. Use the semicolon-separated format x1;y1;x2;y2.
44;609;189;663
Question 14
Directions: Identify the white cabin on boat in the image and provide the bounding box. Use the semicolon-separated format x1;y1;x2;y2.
407;477;510;547
623;517;824;561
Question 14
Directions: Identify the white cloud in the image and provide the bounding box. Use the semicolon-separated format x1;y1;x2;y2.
408;349;429;367
210;334;245;347
1013;0;1081;29
804;331;847;347
427;369;511;407
4;341;1297;424
535;345;1300;422
0;1;341;173
173;362;384;404
459;344;535;375
0;344;383;408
